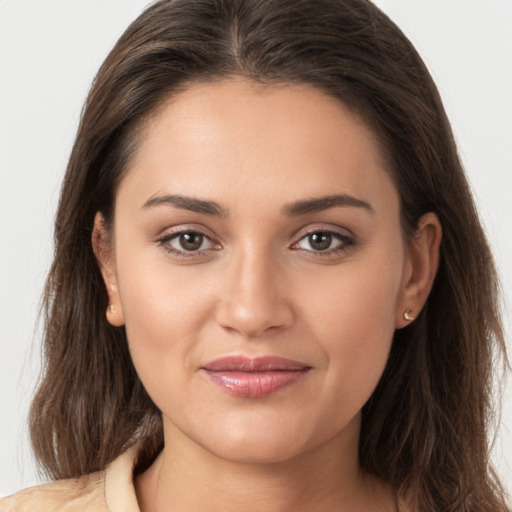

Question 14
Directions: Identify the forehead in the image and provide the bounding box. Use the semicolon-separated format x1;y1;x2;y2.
118;78;397;214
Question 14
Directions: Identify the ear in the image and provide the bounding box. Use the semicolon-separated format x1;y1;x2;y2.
395;212;442;328
92;212;125;327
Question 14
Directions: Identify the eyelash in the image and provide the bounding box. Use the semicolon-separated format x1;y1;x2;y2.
156;228;354;259
156;230;218;258
291;229;354;257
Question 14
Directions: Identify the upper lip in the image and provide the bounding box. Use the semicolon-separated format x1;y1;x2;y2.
202;356;310;372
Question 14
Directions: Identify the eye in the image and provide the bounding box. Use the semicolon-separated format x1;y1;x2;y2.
157;230;219;256
293;230;353;254
172;232;208;251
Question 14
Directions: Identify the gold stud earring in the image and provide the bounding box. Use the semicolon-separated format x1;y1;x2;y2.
108;305;116;314
403;309;415;321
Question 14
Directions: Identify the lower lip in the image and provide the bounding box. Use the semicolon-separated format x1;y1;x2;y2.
203;370;309;398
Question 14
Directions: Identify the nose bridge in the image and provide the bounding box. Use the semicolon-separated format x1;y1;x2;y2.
216;243;293;337
236;247;275;307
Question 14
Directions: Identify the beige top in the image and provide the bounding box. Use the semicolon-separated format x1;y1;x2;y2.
0;443;141;512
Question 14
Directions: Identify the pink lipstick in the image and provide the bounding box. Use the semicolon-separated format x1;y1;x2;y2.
201;356;310;398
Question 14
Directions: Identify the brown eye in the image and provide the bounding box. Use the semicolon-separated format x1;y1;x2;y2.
178;232;204;251
294;230;353;254
161;230;215;254
308;232;332;251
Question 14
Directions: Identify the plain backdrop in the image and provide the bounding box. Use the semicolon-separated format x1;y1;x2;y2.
1;0;511;498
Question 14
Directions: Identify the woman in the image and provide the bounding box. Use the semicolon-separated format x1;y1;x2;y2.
1;0;509;510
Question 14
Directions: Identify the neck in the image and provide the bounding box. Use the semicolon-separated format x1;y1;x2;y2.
135;416;395;512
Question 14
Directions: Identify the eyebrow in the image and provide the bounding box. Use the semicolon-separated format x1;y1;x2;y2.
141;192;374;217
141;193;227;216
283;194;374;216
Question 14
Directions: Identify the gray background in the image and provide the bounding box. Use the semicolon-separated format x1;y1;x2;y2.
1;0;511;497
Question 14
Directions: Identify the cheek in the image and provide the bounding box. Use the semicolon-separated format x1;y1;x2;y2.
299;249;403;400
114;250;216;395
116;231;217;332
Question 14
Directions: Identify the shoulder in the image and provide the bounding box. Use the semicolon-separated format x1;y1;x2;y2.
0;471;106;512
0;442;142;512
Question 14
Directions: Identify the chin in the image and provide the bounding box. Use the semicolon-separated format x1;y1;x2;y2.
186;415;323;465
206;435;308;465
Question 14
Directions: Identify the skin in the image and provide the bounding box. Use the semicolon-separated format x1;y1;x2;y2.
93;78;441;511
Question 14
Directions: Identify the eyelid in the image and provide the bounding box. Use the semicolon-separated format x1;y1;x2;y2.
155;225;222;257
290;221;355;238
290;225;355;256
154;223;355;259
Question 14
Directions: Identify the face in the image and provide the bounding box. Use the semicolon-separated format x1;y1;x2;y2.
99;79;418;464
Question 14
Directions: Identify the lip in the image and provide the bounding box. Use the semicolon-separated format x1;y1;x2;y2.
201;356;311;398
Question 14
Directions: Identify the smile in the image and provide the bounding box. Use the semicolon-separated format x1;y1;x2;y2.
201;356;311;398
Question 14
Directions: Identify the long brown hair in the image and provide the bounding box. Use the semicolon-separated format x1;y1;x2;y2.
30;0;509;509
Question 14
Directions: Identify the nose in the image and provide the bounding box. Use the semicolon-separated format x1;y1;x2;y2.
215;249;294;338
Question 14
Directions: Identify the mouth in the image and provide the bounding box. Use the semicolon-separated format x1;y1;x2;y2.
201;356;311;398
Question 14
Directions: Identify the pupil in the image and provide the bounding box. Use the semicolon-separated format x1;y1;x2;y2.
180;232;203;251
310;232;331;251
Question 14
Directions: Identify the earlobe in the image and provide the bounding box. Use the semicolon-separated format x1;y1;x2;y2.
396;212;442;329
92;212;125;327
105;302;124;327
